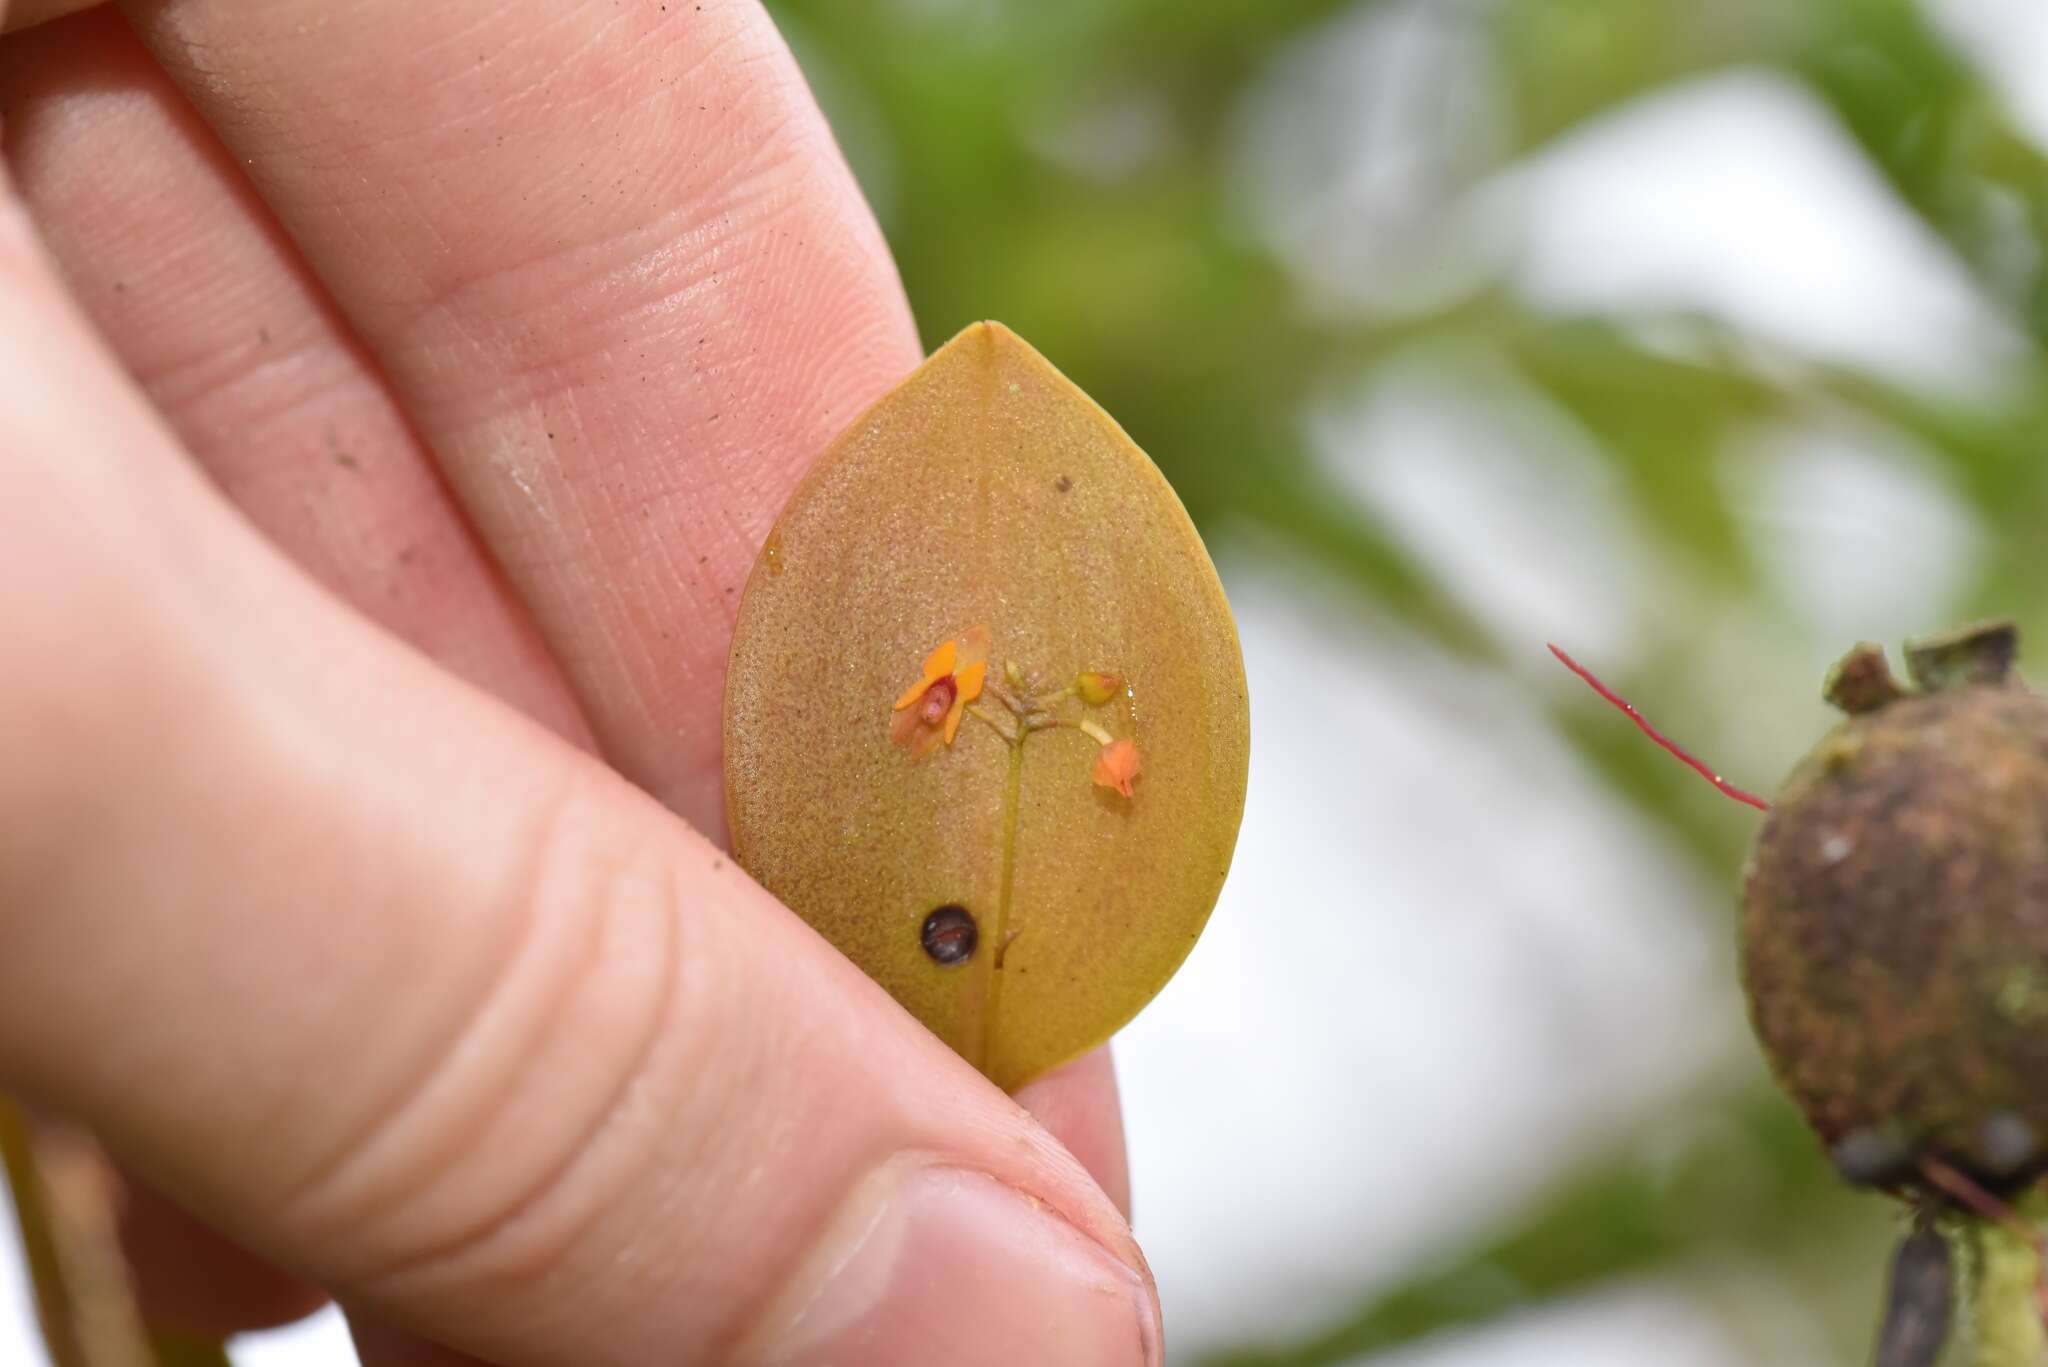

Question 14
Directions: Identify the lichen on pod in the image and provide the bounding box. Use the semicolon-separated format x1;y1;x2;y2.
1741;620;2048;1192
723;322;1249;1091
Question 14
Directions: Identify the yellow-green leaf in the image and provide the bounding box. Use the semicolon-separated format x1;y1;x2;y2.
724;322;1248;1090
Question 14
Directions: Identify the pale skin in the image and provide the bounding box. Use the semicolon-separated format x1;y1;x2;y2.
0;3;1153;1365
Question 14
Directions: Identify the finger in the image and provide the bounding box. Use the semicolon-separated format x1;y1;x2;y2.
0;13;592;1332
1015;1048;1131;1219
5;0;1137;1237
0;209;1158;1367
1;0;100;36
349;1040;1136;1367
126;0;921;837
118;1183;327;1337
0;7;593;748
350;1315;494;1367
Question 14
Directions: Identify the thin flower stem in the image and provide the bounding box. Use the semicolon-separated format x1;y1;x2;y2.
1;1102;86;1367
1920;1158;2037;1248
966;704;1020;744
984;679;1027;718
1;1102;229;1367
977;742;1026;1074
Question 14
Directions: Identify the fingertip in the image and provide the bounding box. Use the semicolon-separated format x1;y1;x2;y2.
743;1161;1158;1367
1013;1046;1131;1219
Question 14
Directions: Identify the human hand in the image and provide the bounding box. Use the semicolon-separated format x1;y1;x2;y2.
0;3;1155;1364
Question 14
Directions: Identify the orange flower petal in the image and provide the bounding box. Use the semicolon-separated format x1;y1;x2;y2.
894;637;959;711
953;660;987;706
956;625;991;669
943;690;968;745
1092;738;1140;798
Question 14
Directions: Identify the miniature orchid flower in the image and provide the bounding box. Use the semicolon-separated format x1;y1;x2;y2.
891;626;990;757
1091;737;1141;798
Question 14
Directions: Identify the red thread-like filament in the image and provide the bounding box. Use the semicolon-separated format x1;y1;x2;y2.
1547;643;1770;812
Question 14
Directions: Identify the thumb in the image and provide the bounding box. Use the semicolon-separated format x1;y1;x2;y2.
0;187;1159;1366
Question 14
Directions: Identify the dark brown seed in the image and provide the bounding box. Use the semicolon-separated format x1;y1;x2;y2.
921;905;977;966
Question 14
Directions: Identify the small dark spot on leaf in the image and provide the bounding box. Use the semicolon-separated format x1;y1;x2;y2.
1055;475;1072;493
334;453;360;471
921;905;976;966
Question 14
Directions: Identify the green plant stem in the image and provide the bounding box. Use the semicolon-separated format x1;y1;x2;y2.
1;1100;88;1367
2;1098;234;1367
147;1339;233;1367
1965;1214;2047;1367
979;739;1025;1074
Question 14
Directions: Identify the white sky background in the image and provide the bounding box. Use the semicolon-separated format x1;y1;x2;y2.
6;0;2044;1363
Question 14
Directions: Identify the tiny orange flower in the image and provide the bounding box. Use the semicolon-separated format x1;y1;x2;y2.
891;626;990;757
1091;737;1141;798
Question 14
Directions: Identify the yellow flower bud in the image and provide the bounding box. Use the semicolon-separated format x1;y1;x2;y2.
1075;670;1123;707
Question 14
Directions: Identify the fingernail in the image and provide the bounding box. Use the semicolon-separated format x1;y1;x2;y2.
751;1163;1160;1367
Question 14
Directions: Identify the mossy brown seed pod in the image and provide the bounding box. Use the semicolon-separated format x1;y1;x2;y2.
1741;621;2048;1192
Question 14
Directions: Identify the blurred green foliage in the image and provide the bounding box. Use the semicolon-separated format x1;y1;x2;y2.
768;0;2048;1361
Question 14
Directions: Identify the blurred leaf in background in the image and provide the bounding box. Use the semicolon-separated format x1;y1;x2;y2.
765;0;2048;1363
